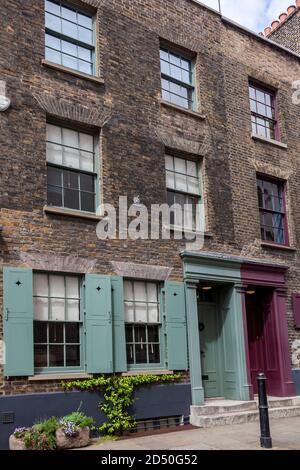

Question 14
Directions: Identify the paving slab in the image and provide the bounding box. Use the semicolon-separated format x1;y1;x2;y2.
78;416;300;451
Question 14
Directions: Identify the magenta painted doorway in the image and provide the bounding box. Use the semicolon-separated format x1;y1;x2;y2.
242;261;295;398
246;288;281;396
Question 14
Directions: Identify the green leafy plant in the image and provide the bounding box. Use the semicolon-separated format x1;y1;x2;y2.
61;411;94;429
62;373;182;436
23;417;58;450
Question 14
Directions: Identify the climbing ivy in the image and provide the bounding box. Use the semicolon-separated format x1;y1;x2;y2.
62;374;183;436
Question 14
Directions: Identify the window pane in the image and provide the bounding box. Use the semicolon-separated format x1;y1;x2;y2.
81;192;95;213
187;176;199;195
80;173;94;191
148;325;159;343
175;172;187;192
49;274;65;297
135;325;146;343
134;282;147;302
124;281;134;301
61;40;77;57
34;322;48;343
47;142;63;165
34;298;49;321
125;301;134;322
61;18;77;39
78;60;92;75
148;305;159;323
33;273;48;297
45;33;60;50
65;323;80;343
47;124;61;143
161;59;170;76
80;151;94;172
170;64;181;81
135;343;147;364
62;53;78;70
50;298;65;321
49;322;64;343
147;283;158;302
49;345;64;367
66;345;80;366
125;325;133;343
46;12;61;32
165;155;174;171
166;170;175;189
61;5;77;22
78;26;93;44
66;299;80;321
48;185;63;207
45;0;60;15
135;303;147;323
63;147;80;169
148;343;160;364
64;189;80;210
78;46;92;62
126;344;134;364
46;47;61;64
66;276;79;299
78;13;92;29
34;345;47;368
78;133;93;152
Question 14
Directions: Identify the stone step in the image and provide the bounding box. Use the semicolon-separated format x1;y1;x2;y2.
190;405;300;428
191;401;257;417
265;397;300;409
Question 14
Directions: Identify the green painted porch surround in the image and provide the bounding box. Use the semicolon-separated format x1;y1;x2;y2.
182;251;250;406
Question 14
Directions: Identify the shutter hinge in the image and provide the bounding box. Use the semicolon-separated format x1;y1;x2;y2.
5;308;9;321
83;283;86;288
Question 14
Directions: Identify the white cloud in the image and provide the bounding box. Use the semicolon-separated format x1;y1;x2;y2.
196;0;294;32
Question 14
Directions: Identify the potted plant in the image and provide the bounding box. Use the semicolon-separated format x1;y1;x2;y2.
56;411;94;450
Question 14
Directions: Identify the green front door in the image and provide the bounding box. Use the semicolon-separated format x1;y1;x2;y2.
198;302;222;398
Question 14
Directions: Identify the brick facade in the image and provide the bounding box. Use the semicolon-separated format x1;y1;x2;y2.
1;0;300;395
267;7;300;54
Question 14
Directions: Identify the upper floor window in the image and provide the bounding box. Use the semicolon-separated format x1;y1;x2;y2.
33;273;82;370
45;0;95;75
249;83;278;140
124;280;161;368
46;123;97;213
160;47;195;110
257;176;288;246
165;155;201;231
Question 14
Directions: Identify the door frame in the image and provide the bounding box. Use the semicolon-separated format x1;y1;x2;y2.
241;262;295;398
198;300;223;399
183;251;250;406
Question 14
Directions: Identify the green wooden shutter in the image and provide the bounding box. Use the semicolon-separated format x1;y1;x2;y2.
3;267;34;377
85;275;113;373
112;276;127;373
165;281;188;371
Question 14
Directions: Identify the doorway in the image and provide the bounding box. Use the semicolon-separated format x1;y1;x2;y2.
246;287;281;396
198;300;223;398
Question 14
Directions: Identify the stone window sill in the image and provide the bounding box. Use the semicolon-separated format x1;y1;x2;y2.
251;133;287;149
261;242;296;252
160;100;206;120
29;373;92;382
42;59;105;85
44;205;103;221
122;370;174;377
165;225;212;238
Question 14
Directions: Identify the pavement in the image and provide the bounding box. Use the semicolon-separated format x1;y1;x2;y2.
80;416;300;451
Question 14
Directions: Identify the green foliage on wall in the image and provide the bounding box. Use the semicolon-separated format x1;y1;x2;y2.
62;374;183;436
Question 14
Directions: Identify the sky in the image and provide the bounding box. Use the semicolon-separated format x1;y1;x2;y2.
197;0;295;33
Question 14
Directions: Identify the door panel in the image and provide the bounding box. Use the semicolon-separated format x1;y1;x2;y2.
246;290;281;395
198;303;222;398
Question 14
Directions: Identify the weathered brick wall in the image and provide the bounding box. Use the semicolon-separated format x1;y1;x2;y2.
268;10;300;54
1;0;300;394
